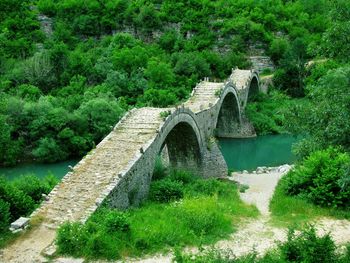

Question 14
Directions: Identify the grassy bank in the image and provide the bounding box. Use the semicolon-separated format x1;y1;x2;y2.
56;171;258;260
270;181;350;228
269;147;350;227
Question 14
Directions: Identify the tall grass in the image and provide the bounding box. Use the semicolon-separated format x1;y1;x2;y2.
56;170;259;259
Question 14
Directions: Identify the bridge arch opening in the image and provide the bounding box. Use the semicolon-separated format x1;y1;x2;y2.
216;92;240;138
159;121;202;174
248;76;259;101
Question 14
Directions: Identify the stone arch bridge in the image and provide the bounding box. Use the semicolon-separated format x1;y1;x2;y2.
35;68;260;225
1;69;260;262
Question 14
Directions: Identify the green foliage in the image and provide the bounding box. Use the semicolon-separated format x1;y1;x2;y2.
273;38;308;97
169;170;197;185
11;174;58;203
270;176;350;228
149;179;184;203
0;174;58;234
320;0;350;61
245;90;294;135
0;199;10;231
57;172;258;259
174;226;349;263
268;38;289;65
152;156;167;181
287;65;350;157
33;137;69;163
0;177;35;220
1;0;345;166
282;147;350;208
280;226;337;263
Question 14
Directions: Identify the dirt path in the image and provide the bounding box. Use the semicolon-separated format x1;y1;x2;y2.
0;225;56;263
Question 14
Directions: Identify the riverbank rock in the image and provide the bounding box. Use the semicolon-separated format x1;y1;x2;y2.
235;164;293;175
278;164;292;173
256;166;268;174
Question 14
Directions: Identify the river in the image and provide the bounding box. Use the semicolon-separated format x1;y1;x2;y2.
0;135;299;180
0;159;78;181
219;134;299;171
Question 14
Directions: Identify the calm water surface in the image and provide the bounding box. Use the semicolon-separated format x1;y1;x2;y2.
1;135;298;180
0;159;78;180
219;134;299;171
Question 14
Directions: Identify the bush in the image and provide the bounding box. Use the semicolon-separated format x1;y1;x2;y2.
149;178;184;203
169;170;197;185
99;209;130;234
152;156;167;181
11;174;56;203
245;90;291;135
0;199;10;231
185;178;223;197
280;226;337;263
282;147;350;208
0;178;35;220
0;175;58;233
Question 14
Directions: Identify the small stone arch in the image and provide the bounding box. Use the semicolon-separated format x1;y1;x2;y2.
215;86;242;138
247;75;259;101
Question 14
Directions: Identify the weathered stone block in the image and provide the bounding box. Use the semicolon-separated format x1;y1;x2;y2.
10;217;29;230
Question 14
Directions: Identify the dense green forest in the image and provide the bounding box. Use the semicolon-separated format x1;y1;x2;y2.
1;0;349;166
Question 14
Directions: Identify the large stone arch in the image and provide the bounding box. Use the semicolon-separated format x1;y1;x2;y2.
215;85;242;138
156;109;204;173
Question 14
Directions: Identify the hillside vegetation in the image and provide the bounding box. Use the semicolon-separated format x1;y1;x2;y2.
1;0;349;166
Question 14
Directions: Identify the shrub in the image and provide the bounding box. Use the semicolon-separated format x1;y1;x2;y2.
101;210;130;234
149;178;184;203
169;170;196;185
0;199;10;231
0;175;57;232
185;178;222;197
152;156;167;181
280;226;337;263
0;178;35;220
282;147;350;208
11;174;54;203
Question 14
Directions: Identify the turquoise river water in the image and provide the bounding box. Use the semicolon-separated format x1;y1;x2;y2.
0;135;299;180
219;134;299;171
0;159;78;181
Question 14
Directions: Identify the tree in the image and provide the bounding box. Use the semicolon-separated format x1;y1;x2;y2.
32;137;68;163
288;66;350;158
144;59;175;88
273;38;307;97
77;98;124;141
320;0;350;61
